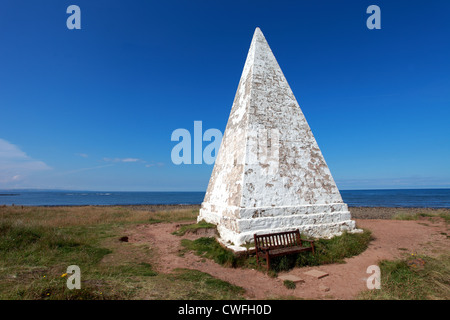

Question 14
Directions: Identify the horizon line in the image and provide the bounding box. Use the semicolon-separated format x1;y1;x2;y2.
1;187;450;193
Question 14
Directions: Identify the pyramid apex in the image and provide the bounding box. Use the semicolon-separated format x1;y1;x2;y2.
253;27;264;37
250;27;269;53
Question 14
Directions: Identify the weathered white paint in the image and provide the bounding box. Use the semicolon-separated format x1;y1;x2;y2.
198;28;361;250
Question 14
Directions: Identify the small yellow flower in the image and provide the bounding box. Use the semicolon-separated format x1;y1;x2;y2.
61;273;68;278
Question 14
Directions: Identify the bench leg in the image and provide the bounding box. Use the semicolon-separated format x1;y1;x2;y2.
266;252;270;271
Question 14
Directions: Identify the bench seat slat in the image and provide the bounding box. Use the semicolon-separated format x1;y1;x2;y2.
267;246;312;257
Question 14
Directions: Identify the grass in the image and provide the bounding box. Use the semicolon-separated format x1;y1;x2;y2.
360;254;450;300
130;268;245;300
0;205;199;228
181;237;252;268
169;269;245;300
283;280;296;290
294;230;372;267
393;211;450;223
0;205;245;300
4;205;446;300
172;220;216;236
181;229;373;273
0;222;112;264
0;220;123;299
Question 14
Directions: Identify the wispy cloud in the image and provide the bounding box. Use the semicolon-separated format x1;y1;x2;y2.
103;157;141;163
0;138;51;185
75;153;89;158
102;156;163;168
145;162;164;168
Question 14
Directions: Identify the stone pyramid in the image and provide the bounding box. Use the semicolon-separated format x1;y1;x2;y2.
198;28;359;250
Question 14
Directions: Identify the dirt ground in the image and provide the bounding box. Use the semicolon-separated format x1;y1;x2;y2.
126;208;449;300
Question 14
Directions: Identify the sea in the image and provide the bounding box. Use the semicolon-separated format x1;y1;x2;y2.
0;189;449;208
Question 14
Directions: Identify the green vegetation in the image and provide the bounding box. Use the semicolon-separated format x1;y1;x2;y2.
181;237;253;268
283;280;296;290
0;205;244;300
168;269;245;300
360;254;450;300
147;209;199;224
3;205;447;300
172;220;216;236
0;220;124;300
293;230;373;268
181;230;373;273
0;221;111;267
393;211;450;223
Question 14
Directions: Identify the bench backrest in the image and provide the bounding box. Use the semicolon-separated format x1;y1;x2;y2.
254;229;301;250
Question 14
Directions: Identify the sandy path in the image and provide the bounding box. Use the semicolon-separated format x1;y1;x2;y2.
127;218;449;300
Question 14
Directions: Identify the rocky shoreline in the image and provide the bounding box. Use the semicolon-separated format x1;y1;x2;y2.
349;206;450;219
124;204;450;220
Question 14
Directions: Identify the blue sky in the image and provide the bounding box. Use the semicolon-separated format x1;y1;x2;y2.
0;0;449;191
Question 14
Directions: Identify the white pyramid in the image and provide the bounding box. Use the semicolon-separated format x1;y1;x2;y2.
198;28;360;250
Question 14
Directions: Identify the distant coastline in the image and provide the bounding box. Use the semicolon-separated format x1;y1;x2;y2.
0;189;449;208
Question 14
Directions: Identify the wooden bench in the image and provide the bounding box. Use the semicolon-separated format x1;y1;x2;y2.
254;229;315;270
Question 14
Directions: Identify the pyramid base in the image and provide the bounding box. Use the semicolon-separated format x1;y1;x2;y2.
198;203;362;251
